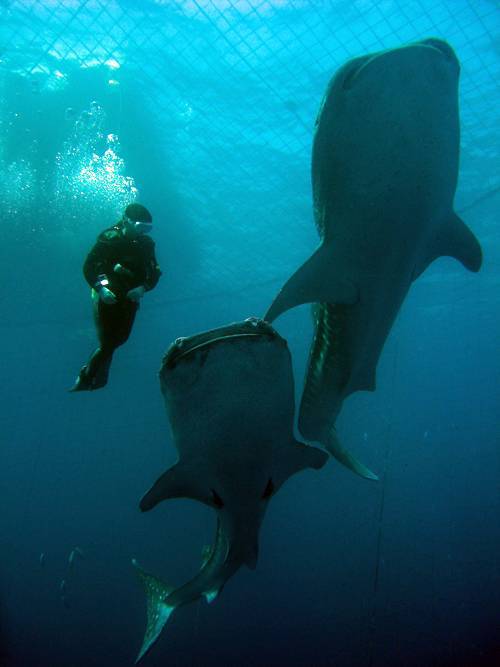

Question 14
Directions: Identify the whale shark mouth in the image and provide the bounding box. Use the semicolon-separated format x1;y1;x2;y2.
163;317;277;368
341;55;372;91
342;38;458;91
421;37;459;63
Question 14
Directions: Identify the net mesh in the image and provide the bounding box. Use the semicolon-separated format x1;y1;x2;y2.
0;0;498;300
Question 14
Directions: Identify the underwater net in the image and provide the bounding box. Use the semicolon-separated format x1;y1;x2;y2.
0;1;498;300
0;4;498;666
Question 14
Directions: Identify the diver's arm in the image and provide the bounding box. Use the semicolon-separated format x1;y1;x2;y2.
82;235;120;305
83;248;117;303
142;240;162;292
83;241;112;288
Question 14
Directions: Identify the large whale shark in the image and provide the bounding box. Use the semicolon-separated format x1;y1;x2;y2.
265;39;482;479
133;318;327;662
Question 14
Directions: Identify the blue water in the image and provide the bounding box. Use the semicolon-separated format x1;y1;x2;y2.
0;1;499;665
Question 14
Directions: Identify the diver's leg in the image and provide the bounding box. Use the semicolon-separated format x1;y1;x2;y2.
69;366;94;391
112;300;138;347
71;300;138;390
89;299;122;387
83;346;113;389
70;300;117;391
70;294;100;391
92;300;138;386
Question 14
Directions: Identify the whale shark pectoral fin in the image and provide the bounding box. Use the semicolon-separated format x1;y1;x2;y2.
264;243;358;323
442;213;482;272
344;363;376;396
323;428;378;481
132;559;176;664
293;441;330;471
275;441;329;490
413;213;483;281
140;463;210;511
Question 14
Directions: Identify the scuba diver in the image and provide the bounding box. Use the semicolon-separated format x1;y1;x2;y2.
71;203;161;391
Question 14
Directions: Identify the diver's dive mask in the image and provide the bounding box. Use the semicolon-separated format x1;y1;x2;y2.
123;214;153;235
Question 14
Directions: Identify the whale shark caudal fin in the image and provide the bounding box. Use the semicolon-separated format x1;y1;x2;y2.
264;243;358;323
413;213;483;281
323;428;378;481
132;559;176;664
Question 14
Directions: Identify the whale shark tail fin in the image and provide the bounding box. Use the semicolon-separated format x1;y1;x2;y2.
132;559;176;664
264;242;358;323
323;428;379;481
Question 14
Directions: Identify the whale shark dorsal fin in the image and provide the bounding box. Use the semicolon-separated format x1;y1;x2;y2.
323;428;378;481
413;213;482;281
265;242;358;323
140;463;210;511
132;559;176;663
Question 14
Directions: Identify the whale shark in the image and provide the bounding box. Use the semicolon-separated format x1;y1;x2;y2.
265;39;482;479
133;318;327;662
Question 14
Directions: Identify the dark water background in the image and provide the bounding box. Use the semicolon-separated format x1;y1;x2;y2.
0;1;499;666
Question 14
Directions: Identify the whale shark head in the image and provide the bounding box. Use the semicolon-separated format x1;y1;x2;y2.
327;38;460;138
266;38;463;323
135;318;327;661
337;38;459;94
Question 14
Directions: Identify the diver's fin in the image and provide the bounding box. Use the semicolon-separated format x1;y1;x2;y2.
69;348;112;392
90;357;111;389
85;348;111;389
69;367;93;392
132;559;176;664
413;213;482;280
324;428;378;481
264;242;358;322
140;463;211;511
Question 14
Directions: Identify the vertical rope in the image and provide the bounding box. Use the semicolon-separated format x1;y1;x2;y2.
367;341;399;667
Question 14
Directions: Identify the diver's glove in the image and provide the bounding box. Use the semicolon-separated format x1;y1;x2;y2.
94;275;117;304
113;263;133;278
127;285;145;302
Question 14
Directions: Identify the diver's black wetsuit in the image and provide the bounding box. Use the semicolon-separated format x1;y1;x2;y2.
76;223;161;389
